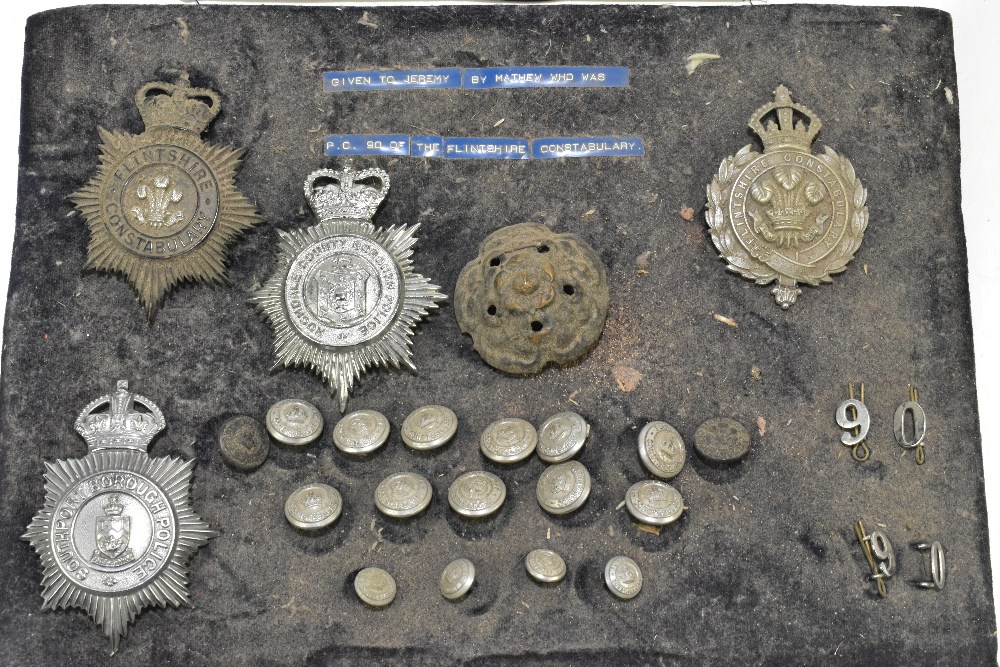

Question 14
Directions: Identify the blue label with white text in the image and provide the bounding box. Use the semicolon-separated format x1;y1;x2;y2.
324;134;410;156
323;68;463;91
531;137;645;159
463;66;629;89
444;138;529;160
410;136;444;157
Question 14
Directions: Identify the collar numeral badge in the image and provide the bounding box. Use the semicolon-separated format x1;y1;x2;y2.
706;86;868;308
70;75;260;319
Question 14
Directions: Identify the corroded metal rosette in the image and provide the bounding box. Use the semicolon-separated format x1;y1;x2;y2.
70;75;260;319
253;166;445;411
455;223;609;374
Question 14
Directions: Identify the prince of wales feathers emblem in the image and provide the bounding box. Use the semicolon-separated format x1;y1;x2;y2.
706;86;868;308
22;381;217;652
70;75;260;319
253;165;446;411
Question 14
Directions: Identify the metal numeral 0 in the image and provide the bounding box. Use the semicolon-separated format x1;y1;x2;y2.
836;399;870;446
915;541;946;590
894;386;927;464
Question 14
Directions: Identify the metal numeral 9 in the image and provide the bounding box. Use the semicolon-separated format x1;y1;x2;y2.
835;398;870;446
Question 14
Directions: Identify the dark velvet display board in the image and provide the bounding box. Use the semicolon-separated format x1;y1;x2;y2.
2;4;994;665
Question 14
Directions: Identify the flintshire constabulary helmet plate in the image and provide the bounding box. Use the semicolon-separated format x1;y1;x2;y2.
253;165;446;411
70;75;260;319
706;85;868;309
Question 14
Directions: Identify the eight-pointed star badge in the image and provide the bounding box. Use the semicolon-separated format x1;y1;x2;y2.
253;165;445;411
70;75;260;319
22;381;217;652
706;85;868;309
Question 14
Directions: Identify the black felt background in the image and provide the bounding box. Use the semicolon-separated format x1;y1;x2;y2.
1;4;994;665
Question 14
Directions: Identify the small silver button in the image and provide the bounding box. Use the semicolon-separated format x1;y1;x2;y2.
537;411;589;463
266;399;324;446
440;558;476;600
402;405;458;450
374;472;433;518
284;483;342;530
481;417;537;463
625;480;684;526
354;567;397;607
637;421;685;479
604;556;643;600
536;461;591;515
525;549;567;583
448;471;507;518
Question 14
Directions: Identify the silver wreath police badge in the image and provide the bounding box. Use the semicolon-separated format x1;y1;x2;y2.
253;165;445;411
706;86;868;308
22;381;217;652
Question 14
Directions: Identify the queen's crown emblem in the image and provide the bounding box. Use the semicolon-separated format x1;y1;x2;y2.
74;380;166;452
135;74;221;134
305;165;391;221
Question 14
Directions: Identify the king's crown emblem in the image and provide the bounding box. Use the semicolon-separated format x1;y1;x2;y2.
305;164;391;221
135;74;222;134
75;380;166;452
749;85;822;152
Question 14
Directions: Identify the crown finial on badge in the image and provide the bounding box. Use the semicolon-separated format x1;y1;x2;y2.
304;164;391;221
74;380;167;452
134;74;222;134
749;85;822;151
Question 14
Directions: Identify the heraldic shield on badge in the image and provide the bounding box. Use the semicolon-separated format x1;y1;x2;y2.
69;74;260;319
22;381;217;652
253;165;446;411
706;85;869;309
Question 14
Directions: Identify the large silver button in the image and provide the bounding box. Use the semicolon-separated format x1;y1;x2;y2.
266;399;324;446
284;483;342;530
525;549;567;583
637;421;685;479
354;567;397;607
694;417;750;463
374;472;433;518
537;411;589;463
625;480;684;526
604;556;643;599
440;558;476;600
333;409;390;454
448;471;507;517
481;417;538;463
402;405;458;450
536;460;591;515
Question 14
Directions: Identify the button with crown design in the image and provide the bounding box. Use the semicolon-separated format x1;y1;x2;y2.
285;482;343;530
705;85;868;309
69;76;261;320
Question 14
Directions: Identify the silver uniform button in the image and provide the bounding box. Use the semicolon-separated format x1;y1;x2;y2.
481;417;538;463
604;556;643;600
536;460;591;515
525;549;567;583
694;417;750;463
638;421;686;479
537;411;589;463
354;567;397;607
402;405;458;450
333;409;390;454
375;472;433;518
440;558;476;600
284;483;343;530
448;471;507;517
266;399;324;446
625;480;684;526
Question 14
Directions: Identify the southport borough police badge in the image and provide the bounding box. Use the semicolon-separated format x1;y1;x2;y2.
22;381;216;652
706;86;868;309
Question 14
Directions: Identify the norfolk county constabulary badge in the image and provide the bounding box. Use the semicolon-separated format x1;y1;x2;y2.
253;165;445;411
22;381;217;652
70;75;260;319
706;86;868;309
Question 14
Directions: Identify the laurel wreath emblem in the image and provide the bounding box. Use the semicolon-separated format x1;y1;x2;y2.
706;144;868;289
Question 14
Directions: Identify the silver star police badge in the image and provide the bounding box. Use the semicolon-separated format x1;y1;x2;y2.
253;165;445;411
706;85;868;308
22;381;217;652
